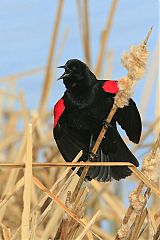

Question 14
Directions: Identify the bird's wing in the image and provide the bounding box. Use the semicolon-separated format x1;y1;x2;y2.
98;80;142;144
53;122;91;162
53;97;91;162
115;99;142;144
53;94;140;182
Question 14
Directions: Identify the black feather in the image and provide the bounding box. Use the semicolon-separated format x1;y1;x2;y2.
115;99;142;144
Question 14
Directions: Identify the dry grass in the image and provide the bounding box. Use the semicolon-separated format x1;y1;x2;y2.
0;1;159;240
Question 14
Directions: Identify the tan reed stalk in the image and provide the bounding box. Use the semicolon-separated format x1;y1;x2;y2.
155;60;160;135
69;27;152;204
0;132;23;152
21;124;33;240
105;50;114;79
55;188;89;240
30;210;38;240
0;177;24;209
128;166;160;197
131;208;148;239
31;182;38;207
76;0;91;66
5;81;17;111
36;150;81;209
115;133;160;240
153;224;160;240
95;0;118;77
129;189;151;240
118;182;144;228
39;0;64;116
83;0;91;65
42;174;96;239
0;115;37;222
92;225;113;240
129;135;160;239
147;208;158;234
153;54;160;216
0;161;134;168
19;92;28;130
0;223;11;240
32;175;102;240
36;167;80;227
139;43;158;120
81;220;94;240
154;210;160;223
42;173;86;239
54;28;69;67
0;90;19;99
90;181;125;219
4;113;17;140
38;28;69;135
0;161;159;197
0;67;44;82
76;0;83;43
75;210;101;240
42;207;63;239
0;134;26;222
11;154;81;240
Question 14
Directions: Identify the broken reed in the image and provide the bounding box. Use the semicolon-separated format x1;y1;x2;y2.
0;132;160;239
0;161;160;198
116;133;160;240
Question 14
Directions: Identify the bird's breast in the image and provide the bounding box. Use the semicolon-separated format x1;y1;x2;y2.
66;102;111;133
64;88;114;132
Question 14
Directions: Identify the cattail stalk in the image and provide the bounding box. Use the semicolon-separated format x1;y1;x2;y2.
115;132;160;240
73;27;152;200
39;0;64;116
21;124;33;240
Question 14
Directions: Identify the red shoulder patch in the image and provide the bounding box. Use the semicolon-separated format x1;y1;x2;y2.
102;81;118;94
53;98;65;128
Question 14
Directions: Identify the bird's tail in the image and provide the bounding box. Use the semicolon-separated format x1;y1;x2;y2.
86;127;139;182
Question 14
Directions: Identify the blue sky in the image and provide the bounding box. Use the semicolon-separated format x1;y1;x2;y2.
0;0;159;124
0;1;158;110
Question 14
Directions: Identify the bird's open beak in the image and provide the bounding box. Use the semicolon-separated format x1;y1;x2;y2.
57;65;70;80
57;72;70;80
57;65;65;69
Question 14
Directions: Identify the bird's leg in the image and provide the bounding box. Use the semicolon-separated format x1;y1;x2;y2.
85;135;97;181
88;135;96;161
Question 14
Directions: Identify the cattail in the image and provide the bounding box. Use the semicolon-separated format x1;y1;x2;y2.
114;28;152;108
142;149;160;183
129;190;146;215
114;31;150;109
121;44;148;80
117;223;129;240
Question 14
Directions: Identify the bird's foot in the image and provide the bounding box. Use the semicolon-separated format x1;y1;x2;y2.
88;151;96;161
103;120;111;130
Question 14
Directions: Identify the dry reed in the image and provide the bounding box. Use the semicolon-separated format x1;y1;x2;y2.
0;2;159;240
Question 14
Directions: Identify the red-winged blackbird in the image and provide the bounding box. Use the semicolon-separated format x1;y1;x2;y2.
53;59;142;182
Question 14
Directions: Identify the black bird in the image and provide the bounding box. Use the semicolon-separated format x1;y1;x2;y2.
53;59;142;182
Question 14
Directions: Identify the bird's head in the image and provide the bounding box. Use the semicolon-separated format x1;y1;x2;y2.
57;59;96;90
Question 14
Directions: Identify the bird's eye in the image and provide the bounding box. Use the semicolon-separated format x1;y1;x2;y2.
65;67;70;73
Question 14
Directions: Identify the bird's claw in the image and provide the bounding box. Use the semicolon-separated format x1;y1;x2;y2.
88;151;96;161
103;120;111;130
